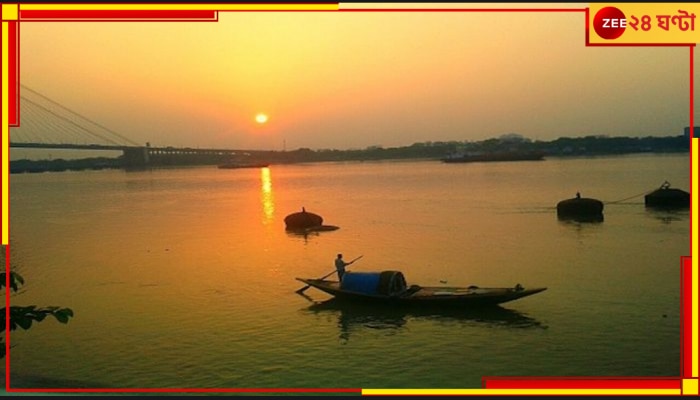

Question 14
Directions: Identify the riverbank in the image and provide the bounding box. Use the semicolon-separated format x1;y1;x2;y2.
9;134;690;174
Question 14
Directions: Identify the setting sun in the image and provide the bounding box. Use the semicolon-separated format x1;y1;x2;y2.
255;113;269;124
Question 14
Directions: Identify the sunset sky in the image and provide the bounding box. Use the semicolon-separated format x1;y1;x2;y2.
15;3;697;151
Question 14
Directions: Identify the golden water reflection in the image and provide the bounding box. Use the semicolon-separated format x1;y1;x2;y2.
260;167;275;225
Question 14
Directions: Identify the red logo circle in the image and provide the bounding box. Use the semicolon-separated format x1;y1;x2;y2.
593;7;627;40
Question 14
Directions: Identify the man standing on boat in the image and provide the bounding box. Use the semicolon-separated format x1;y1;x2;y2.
334;254;357;281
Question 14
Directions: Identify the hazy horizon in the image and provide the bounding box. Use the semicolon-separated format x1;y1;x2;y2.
14;3;698;152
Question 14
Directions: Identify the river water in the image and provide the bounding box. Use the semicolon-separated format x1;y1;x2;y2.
2;153;690;391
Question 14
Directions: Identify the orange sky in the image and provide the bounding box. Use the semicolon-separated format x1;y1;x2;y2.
15;3;697;151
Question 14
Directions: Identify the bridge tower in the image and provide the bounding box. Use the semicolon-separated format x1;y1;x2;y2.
122;144;150;167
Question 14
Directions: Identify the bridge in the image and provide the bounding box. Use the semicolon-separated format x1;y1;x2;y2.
10;85;268;168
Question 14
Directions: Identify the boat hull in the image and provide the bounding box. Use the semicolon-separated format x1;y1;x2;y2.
296;278;546;307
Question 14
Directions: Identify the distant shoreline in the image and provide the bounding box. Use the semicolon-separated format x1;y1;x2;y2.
9;134;690;174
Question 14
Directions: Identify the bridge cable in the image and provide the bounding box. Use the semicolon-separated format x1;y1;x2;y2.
20;85;141;146
20;101;83;144
18;97;125;146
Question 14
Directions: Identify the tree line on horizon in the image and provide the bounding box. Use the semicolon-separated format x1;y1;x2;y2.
9;133;691;173
265;133;690;163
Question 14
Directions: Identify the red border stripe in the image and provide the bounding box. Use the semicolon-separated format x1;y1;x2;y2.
19;10;217;20
483;378;681;390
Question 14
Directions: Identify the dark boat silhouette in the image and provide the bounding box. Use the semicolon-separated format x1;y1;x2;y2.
441;150;545;163
284;207;339;232
556;192;604;222
644;181;690;209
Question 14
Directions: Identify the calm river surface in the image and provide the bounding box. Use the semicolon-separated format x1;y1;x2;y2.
3;153;690;391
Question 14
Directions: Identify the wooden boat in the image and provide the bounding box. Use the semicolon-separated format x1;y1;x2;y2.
296;270;546;307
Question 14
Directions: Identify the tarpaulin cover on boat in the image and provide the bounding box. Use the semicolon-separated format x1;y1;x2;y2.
340;271;407;295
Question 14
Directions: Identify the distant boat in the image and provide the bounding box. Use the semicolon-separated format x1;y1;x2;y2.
644;181;690;209
441;150;545;163
218;162;269;169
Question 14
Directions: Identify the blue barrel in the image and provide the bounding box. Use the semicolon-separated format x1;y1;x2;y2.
340;272;382;295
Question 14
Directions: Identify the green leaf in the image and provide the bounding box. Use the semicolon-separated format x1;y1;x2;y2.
53;309;74;324
14;273;24;286
1;272;72;359
54;313;68;324
31;312;48;322
1;272;25;292
15;317;32;330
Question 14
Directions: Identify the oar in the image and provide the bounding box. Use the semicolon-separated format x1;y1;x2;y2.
295;255;364;294
296;270;337;294
347;255;363;267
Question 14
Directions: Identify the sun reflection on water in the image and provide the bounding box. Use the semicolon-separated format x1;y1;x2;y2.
260;167;275;224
